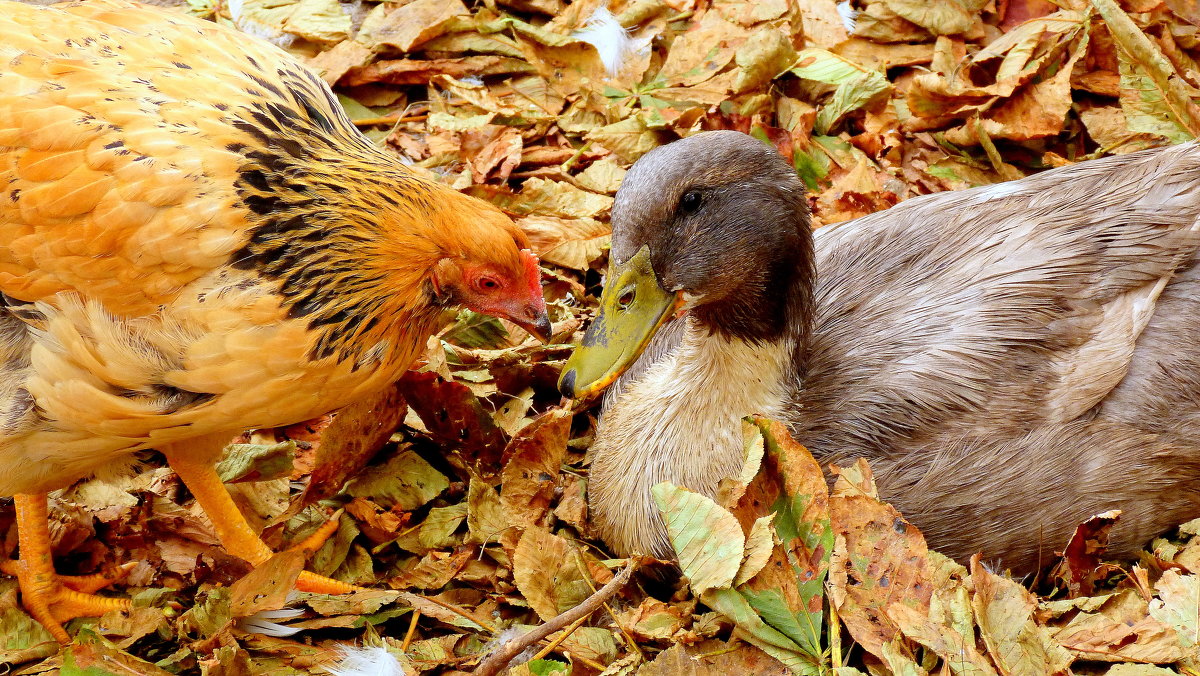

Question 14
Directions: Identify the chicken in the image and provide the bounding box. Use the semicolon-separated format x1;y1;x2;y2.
0;0;550;642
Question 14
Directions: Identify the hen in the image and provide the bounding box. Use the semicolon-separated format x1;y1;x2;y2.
0;0;549;642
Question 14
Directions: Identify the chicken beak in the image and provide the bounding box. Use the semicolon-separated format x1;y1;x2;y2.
513;305;553;343
558;245;682;400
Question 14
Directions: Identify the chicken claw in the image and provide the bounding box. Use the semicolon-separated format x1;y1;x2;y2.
4;494;132;643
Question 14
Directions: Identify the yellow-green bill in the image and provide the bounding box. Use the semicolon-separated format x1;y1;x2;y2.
558;245;682;399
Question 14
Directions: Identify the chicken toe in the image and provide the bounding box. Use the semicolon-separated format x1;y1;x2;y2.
164;440;360;596
4;494;132;643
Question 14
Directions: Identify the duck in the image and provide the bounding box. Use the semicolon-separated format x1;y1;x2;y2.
558;130;1200;573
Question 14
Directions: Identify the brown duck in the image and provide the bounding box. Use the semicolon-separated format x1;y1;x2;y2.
559;131;1200;573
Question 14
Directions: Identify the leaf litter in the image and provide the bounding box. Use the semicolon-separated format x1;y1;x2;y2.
6;0;1200;673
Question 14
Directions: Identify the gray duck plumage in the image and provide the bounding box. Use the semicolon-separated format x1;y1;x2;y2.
562;131;1200;573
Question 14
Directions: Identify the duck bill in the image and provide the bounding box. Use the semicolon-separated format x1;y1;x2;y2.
558;245;682;400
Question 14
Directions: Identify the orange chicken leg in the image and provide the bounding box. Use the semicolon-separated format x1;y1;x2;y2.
162;439;357;595
3;494;131;643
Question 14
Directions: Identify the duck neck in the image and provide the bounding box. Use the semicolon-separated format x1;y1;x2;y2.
691;231;814;364
588;227;815;557
589;297;809;558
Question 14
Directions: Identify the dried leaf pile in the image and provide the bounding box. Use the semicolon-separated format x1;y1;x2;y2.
5;0;1200;673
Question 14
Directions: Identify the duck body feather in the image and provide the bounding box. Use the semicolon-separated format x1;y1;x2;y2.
584;134;1200;572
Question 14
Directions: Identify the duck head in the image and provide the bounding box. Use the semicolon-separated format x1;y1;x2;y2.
559;130;814;399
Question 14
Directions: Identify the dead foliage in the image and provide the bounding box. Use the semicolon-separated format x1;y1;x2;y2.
5;0;1200;674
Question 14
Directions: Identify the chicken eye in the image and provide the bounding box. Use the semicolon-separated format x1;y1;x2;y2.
476;276;502;292
679;190;702;214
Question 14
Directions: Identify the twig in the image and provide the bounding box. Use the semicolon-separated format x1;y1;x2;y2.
353;114;428;127
401;610;421;652
559;141;593;173
573;551;643;662
473;560;639;675
530;615;588;661
830;595;842;668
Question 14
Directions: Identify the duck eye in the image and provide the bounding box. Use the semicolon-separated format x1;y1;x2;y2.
679;190;702;214
617;289;635;308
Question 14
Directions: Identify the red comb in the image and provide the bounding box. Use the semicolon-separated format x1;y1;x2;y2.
520;249;543;300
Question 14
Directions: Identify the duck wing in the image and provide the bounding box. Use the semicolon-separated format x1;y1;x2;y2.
793;143;1200;461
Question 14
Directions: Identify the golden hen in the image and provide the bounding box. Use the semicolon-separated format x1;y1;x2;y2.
0;0;550;642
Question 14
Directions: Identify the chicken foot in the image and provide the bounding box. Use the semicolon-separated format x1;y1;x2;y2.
3;493;132;643
162;438;359;595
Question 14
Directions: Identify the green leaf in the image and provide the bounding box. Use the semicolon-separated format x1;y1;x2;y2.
527;659;571;675
791;49;890;134
345;449;449;512
1094;0;1200;142
815;71;891;134
792;148;830;190
652;482;743;596
216;441;295;483
701;588;823;675
752;418;833;657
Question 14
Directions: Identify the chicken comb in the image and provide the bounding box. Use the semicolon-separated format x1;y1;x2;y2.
520;249;543;297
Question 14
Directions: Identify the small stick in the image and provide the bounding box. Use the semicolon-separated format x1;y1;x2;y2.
830;596;842;668
401;610;421;652
559;141;593;173
530;615;588;661
473;561;638;676
574;551;643;662
353;114;429;127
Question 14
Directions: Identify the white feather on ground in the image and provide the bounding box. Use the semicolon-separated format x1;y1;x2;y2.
837;1;858;33
573;6;633;77
326;645;408;676
237;607;305;637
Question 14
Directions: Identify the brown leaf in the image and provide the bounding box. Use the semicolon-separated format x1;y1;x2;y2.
361;0;470;52
639;642;790;675
344;56;533;87
658;11;745;87
500;409;571;526
463;125;524;183
302;383;407;506
344;497;409;544
972;556;1074;674
228;550;305;618
511;527;592;621
518;216;611;270
1053;509;1122;597
1052;589;1183;664
94;606;171;650
305;39;373;85
888;553;997;674
397;371;507;471
616;596;691;641
829;476;931;657
833;39;934;71
797;0;852;48
389;547;474;590
552;473;589;532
